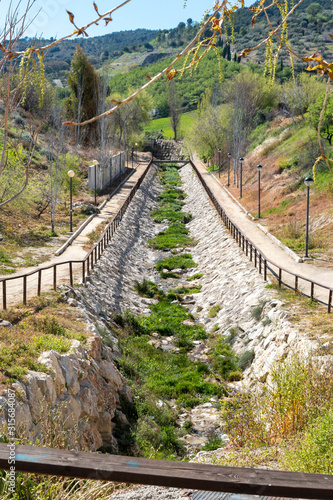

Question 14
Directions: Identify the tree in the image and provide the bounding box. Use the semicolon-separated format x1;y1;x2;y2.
306;3;321;19
109;91;151;148
280;74;325;123
185;88;230;161
168;80;181;142
226;71;274;164
309;93;333;145
65;46;101;145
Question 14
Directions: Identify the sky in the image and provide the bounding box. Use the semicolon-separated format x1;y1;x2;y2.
2;0;253;40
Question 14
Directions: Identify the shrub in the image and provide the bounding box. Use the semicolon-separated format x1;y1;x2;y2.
156;253;197;272
187;273;203;281
209;336;238;379
134;279;158;298
251;300;267;321
283;407;333;474
238;350;255;370
208;304;221;318
202;429;224;451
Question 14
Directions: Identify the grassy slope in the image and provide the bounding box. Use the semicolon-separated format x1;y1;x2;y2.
143;111;196;139
214;118;333;264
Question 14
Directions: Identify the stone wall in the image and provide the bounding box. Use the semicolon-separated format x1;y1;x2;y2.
0;312;132;451
145;139;186;160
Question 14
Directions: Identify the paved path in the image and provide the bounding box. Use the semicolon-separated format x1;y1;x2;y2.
0;163;150;307
192;157;333;308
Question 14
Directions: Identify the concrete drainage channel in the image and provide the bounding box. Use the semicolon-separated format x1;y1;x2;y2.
73;161;310;499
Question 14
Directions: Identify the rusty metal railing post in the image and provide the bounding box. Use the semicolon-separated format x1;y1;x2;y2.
38;270;42;296
69;262;73;287
2;281;6;310
82;261;86;284
23;276;27;305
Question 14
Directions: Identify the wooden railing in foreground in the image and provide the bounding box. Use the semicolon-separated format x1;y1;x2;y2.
190;161;333;314
0;444;333;499
0;160;153;310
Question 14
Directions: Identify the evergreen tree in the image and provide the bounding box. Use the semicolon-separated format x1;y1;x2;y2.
65;46;101;145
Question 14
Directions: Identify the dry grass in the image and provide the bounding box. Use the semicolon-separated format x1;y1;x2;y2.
85;222;106;246
0;292;87;387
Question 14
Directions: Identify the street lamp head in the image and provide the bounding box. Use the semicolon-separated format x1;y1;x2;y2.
227;153;231;158
304;176;314;187
218;148;221;153
239;157;244;162
256;164;263;171
67;170;75;178
92;159;99;166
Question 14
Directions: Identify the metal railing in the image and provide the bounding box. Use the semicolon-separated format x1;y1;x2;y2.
190;160;333;313
0;161;153;310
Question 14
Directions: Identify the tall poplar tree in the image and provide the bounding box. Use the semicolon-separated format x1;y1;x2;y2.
65;46;101;145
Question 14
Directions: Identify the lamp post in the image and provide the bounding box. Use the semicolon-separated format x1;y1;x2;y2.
218;148;221;178
92;160;99;206
304;176;314;258
135;142;138;165
239;157;244;198
257;164;263;218
132;146;134;168
227;153;231;186
67;170;75;233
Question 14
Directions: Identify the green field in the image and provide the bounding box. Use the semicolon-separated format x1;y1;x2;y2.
144;111;196;139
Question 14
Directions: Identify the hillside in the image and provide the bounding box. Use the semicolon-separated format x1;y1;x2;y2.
206;116;333;267
32;0;333;91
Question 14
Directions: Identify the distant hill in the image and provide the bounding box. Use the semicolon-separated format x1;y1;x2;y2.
20;0;333;99
17;29;158;81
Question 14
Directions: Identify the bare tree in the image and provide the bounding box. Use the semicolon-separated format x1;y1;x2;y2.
168;80;181;141
47;111;68;235
96;75;111;170
0;0;45;207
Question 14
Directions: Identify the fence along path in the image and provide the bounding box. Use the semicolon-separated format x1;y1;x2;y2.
0;161;152;309
190;160;333;313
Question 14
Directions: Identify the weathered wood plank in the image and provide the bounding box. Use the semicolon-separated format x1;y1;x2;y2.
0;445;332;499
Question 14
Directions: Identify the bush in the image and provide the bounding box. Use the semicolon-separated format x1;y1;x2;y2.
251;301;267;321
209;336;238;379
283;407;333;474
208;304;221;318
238;350;255;371
134;279;158;298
